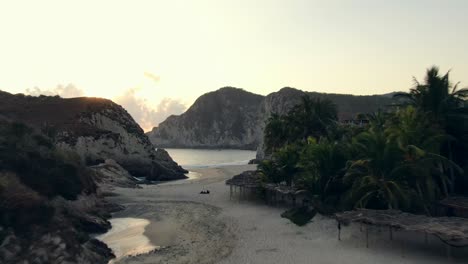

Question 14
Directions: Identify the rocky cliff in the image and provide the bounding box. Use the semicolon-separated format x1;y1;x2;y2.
0;91;187;181
147;87;394;157
148;87;264;149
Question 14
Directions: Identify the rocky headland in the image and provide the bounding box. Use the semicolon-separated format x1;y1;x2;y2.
0;91;187;181
0;91;188;263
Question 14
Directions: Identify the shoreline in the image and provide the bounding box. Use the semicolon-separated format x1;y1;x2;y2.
104;164;468;264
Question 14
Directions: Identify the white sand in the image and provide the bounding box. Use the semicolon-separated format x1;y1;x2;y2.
106;165;468;264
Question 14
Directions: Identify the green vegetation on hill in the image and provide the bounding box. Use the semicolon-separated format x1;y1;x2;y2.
259;66;468;214
0;120;102;232
0;121;113;263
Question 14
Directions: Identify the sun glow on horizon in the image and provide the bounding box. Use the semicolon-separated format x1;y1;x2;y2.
1;0;467;129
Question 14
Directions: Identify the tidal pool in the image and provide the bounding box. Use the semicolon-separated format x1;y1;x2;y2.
96;217;158;263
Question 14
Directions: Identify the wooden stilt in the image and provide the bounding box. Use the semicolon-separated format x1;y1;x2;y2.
230;185;232;200
389;227;393;240
366;225;369;248
338;222;341;241
446;244;452;261
401;236;405;257
424;232;428;244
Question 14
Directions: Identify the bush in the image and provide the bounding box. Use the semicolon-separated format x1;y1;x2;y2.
0;121;96;200
0;172;54;230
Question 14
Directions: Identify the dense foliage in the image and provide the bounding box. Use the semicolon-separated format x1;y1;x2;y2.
0;121;96;229
260;66;468;214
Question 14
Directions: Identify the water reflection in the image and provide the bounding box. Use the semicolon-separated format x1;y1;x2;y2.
96;218;158;263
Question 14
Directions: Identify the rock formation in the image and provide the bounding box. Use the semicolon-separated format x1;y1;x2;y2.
147;87;394;159
0;91;187;181
148;87;264;149
89;159;140;190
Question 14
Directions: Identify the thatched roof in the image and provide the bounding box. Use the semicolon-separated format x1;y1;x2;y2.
225;171;262;188
440;196;468;211
264;183;297;195
336;209;468;246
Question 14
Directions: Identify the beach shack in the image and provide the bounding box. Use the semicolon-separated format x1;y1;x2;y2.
335;209;468;260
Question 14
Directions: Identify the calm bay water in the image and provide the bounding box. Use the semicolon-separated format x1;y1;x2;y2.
164;148;256;168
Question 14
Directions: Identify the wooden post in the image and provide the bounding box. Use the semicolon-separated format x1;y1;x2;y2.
401;235;405;257
389;227;393;240
424;232;428;245
366;225;369;248
446;244;452;262
230;185;232;200
338;222;341;241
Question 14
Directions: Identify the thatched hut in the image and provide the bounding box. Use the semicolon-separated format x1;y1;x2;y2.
335;209;468;259
225;170;263;200
439;197;468;218
226;171;310;206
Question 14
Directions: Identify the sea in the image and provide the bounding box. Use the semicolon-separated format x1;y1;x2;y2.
164;148;256;168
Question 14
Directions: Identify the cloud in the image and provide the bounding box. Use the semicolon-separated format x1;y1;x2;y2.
144;72;161;83
25;84;85;98
24;82;185;132
114;88;186;132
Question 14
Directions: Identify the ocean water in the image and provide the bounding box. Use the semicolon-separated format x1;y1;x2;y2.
164;148;256;168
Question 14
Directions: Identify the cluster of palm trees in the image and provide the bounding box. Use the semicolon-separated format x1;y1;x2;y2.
259;66;468;214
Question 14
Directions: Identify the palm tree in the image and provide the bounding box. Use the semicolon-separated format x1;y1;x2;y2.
288;96;338;141
386;106;461;211
297;139;349;202
258;144;301;186
258;159;282;184
393;66;468;123
345;109;462;213
387;106;448;153
394;66;468;194
264;96;338;153
344;127;411;210
264;114;287;153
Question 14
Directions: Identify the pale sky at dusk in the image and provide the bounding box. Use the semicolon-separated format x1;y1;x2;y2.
1;0;467;130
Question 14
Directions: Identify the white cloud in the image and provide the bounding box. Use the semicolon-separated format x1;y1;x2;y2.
114;88;186;132
24;83;186;132
25;84;85;98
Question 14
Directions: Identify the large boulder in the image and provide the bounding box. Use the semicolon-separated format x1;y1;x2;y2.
88;159;140;189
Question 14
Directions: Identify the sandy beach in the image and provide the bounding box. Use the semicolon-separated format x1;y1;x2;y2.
104;165;468;264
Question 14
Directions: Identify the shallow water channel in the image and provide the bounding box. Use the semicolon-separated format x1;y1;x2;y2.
96;217;158;263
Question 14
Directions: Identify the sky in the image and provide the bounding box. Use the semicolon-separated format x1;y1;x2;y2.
1;0;467;131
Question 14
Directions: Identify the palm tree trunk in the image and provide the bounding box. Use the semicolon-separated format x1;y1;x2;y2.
448;141;455;194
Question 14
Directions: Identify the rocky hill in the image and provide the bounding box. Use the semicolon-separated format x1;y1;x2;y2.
148;87;264;149
147;87;395;157
0;91;187;181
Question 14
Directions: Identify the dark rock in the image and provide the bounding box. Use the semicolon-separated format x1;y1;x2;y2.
281;206;317;226
248;158;260;164
89;159;140;188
